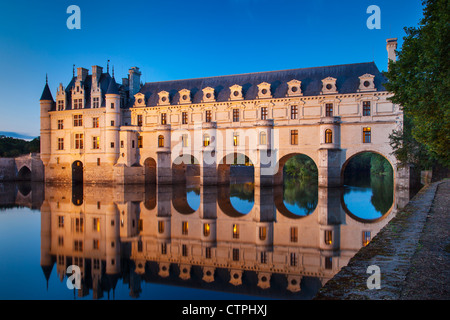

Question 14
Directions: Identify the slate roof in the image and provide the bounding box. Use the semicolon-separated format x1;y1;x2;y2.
138;62;387;107
40;83;54;101
106;76;120;95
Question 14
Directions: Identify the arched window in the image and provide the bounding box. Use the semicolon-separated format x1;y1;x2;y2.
259;131;267;145
203;134;210;147
158;135;164;147
325;129;333;144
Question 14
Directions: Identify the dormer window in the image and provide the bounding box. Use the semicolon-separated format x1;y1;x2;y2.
92;97;100;108
158;91;170;106
202;87;215;102
257;82;272;99
229;84;243;101
287;80;302;97
179;89;191;104
321;77;338;94
73;98;83;109
57;100;65;111
358;74;376;92
134;93;146;107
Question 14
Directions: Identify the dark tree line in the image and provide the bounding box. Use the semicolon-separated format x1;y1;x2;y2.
0;136;40;157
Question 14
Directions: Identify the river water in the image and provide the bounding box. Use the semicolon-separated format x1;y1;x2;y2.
0;174;400;300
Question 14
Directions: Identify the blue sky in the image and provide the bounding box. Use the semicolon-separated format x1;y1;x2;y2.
0;0;424;137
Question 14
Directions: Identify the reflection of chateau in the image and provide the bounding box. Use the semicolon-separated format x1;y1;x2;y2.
39;39;409;189
38;183;398;299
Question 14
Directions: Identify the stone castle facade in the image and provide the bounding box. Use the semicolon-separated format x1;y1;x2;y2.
39;39;406;187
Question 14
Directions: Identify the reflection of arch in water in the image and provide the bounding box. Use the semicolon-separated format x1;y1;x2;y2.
340;189;393;224
72;183;83;206
172;154;200;184
144;183;156;210
217;185;252;217
17;166;31;181
275;153;318;185
218;153;254;184
172;184;199;214
273;184;317;219
144;157;156;185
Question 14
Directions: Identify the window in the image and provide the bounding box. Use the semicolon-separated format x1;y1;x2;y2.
259;131;267;145
73;115;83;127
291;105;298;119
260;251;267;264
261;107;268;120
325;129;333;144
75;134;84;149
138;135;143;148
131;140;135;148
158;135;164;148
137;114;143;126
233;133;239;146
57;138;64;150
182;221;188;235
182;244;188;257
111;103;114;109
363;231;371;247
324;230;333;245
110;142;115;148
93;218;100;232
120;140;124;148
203;134;210;147
93;97;99;108
290;253;298;266
92;136;100;149
93;239;99;250
290;227;298;242
203;223;210;237
325;257;333;270
161;113;167;125
57;100;64;111
232;248;239;261
233;109;239;122
138;219;143;232
73;98;83;109
57;119;64;130
58;216;64;228
161;243;167;255
58;236;64;247
158;221;164;233
75;218;84;233
363;127;371;143
205;247;212;259
325;103;333;117
232;224;239;239
205;110;211;123
92;117;99;128
182;134;188;147
363;101;371;116
290;130;298;145
74;240;83;252
182;112;188;124
259;227;267;241
110;120;115;126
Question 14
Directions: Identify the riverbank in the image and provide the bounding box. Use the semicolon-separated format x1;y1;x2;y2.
314;179;450;300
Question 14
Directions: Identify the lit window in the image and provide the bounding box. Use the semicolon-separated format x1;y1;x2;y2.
291;130;298;145
161;113;167;125
138;135;143;148
325;129;333;144
325;103;333;117
232;224;239;239
324;230;333;245
363;101;371;116
203;223;210;237
259;227;267;241
182;221;188;235
203;134;210;147
158;221;164;234
362;231;371;247
363;127;371;143
92;136;100;149
93;218;100;232
158;135;164;148
233;133;239;146
137;114;143;126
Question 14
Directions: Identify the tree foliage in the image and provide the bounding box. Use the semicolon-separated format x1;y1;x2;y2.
384;0;450;167
0;136;40;157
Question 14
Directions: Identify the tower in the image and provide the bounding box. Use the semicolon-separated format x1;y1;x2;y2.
386;38;398;70
105;76;121;164
40;75;54;167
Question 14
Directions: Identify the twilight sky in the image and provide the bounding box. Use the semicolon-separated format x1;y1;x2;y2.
0;0;424;137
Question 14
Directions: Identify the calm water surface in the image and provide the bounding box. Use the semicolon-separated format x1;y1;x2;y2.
0;174;398;300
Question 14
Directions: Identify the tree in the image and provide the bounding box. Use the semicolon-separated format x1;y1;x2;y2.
384;0;450;167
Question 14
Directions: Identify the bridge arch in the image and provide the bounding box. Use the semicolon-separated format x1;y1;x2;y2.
144;157;157;184
218;152;254;185
172;154;200;184
275;152;319;185
17;166;31;181
72;160;83;183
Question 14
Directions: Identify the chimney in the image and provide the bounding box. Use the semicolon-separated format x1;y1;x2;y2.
92;65;103;85
386;38;398;70
128;67;142;96
77;67;89;82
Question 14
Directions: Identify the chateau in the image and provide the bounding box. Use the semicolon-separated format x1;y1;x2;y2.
39;38;406;187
